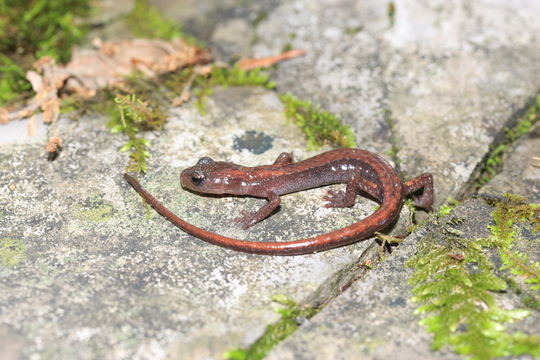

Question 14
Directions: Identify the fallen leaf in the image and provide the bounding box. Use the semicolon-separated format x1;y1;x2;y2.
41;97;60;124
62;38;212;93
27;115;37;136
45;136;63;153
0;108;8;124
238;49;306;70
26;70;44;93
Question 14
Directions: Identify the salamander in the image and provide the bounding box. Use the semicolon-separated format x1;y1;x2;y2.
124;148;433;255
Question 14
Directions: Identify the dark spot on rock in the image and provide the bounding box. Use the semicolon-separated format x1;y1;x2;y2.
233;130;273;154
389;296;406;307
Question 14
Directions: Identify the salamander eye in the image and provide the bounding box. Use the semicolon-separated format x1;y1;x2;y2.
197;157;214;166
190;171;205;186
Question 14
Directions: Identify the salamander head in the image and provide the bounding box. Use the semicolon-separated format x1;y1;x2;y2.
180;156;250;195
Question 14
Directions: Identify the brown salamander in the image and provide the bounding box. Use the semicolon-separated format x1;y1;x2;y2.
124;148;433;255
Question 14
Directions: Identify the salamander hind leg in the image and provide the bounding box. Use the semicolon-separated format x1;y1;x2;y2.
323;180;358;208
403;173;434;211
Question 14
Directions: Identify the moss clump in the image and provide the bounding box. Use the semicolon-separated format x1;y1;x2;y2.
437;198;460;218
75;195;116;222
0;238;26;268
488;194;540;291
224;295;318;360
0;54;33;105
0;0;91;62
407;194;540;360
0;0;91;106
280;93;357;150
191;65;276;115
126;0;196;43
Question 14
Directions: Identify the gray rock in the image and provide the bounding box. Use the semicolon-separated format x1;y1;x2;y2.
267;198;540;359
253;0;540;207
0;87;409;359
480;121;540;202
2;0;540;358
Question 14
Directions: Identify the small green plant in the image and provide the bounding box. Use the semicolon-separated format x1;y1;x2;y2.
224;295;318;360
387;2;396;27
280;93;357;149
110;94;166;173
407;194;540;360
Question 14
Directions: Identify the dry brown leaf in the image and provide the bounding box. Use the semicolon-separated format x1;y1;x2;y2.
238;49;306;70
41;97;60;123
45;136;63;153
26;70;44;93
3;37;212;126
18;108;34;118
62;38;211;93
0;108;8;124
27;115;37;136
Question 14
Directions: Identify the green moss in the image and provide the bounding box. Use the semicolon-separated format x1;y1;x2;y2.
75;194;115;222
211;65;276;89
477;94;540;187
0;0;91;105
437;198;460;217
0;238;26;268
126;0;189;41
224;295;318;360
407;194;540;360
192;65;276;115
280;93;357;150
344;26;364;35
0;0;91;63
0;54;33;106
488;194;540;291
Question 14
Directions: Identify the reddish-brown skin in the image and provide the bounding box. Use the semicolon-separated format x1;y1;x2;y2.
124;148;433;255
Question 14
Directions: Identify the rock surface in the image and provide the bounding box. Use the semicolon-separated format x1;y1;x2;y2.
1;0;539;359
0;88;410;359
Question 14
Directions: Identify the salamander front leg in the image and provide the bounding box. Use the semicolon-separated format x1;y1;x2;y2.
273;152;294;165
234;192;281;230
403;173;434;211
